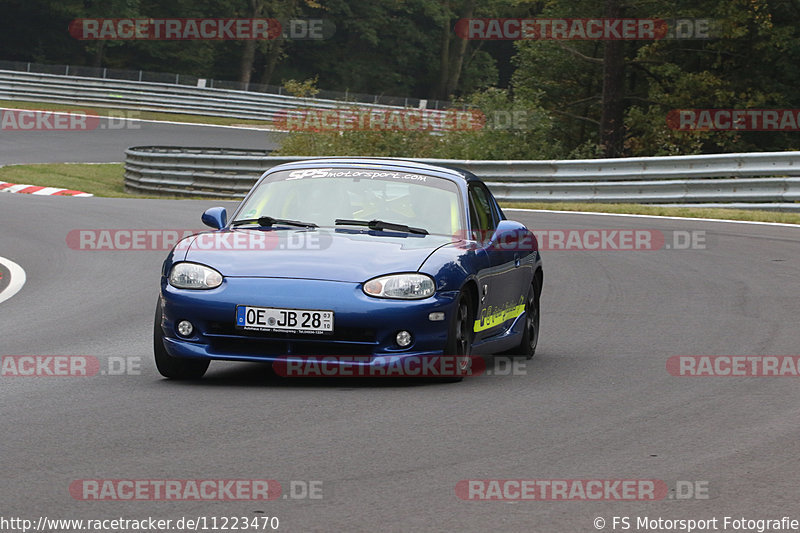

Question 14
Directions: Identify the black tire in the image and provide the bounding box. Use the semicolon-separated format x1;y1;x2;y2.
154;303;209;380
443;289;475;380
516;276;541;360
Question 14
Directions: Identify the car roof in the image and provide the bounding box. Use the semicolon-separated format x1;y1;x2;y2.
266;157;479;182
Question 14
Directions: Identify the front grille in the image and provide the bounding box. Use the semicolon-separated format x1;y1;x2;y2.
208;337;376;356
205;321;379;356
207;322;377;343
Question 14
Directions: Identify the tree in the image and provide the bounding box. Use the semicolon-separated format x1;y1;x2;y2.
238;0;265;85
599;0;625;157
431;0;476;100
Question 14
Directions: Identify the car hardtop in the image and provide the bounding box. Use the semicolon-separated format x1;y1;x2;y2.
263;157;479;185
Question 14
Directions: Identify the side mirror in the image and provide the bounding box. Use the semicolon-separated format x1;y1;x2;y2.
488;220;524;245
488;220;537;252
201;207;228;229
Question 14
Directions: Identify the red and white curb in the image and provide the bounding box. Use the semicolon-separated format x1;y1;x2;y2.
0;181;92;197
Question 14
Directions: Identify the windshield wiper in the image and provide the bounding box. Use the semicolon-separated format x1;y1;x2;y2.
231;216;318;229
335;218;428;235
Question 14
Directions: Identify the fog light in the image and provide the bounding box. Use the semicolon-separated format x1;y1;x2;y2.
177;320;194;337
396;330;413;347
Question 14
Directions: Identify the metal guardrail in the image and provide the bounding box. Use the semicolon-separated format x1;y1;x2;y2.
0;70;440;123
124;146;800;210
0;59;452;109
125;147;292;197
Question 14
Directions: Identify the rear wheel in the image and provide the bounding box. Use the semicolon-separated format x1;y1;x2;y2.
154;303;209;380
516;276;541;359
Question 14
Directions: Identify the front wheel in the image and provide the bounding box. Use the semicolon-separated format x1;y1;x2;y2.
443;289;475;380
154;302;209;380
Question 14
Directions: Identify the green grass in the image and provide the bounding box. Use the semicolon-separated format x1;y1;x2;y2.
0;99;274;128
3;163;799;225
0;163;128;197
0;163;210;199
502;201;800;225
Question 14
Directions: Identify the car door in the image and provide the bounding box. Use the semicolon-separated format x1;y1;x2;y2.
468;183;519;339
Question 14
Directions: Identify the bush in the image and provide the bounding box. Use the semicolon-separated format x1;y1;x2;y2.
276;88;564;160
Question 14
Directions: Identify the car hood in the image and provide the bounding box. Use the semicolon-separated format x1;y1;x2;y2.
180;228;455;282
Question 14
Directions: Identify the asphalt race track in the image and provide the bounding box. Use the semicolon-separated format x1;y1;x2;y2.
1;190;800;531
0;114;282;164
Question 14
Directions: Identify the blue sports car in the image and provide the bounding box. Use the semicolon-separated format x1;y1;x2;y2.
154;158;542;380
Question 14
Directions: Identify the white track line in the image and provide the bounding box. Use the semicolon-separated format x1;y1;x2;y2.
505;208;800;229
0;256;26;305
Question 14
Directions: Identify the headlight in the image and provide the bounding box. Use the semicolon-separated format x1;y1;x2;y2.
169;262;223;290
363;273;435;299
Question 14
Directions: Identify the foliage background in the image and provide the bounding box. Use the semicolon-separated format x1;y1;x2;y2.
4;0;800;159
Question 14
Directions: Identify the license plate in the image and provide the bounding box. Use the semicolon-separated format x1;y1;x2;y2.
236;306;334;334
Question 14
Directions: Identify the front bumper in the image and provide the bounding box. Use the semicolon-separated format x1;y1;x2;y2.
159;276;459;364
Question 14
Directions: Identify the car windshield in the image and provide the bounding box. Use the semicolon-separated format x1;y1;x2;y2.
233;167;464;236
